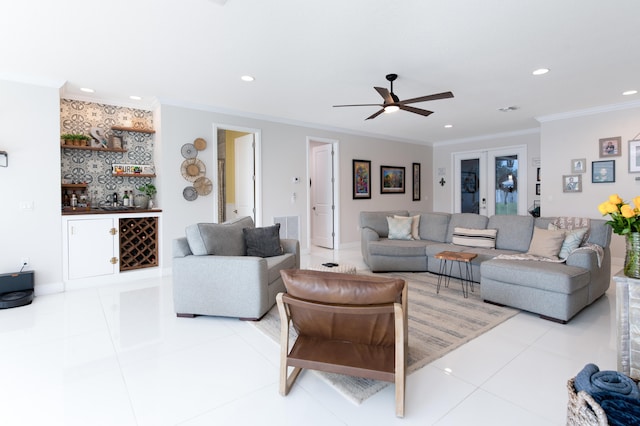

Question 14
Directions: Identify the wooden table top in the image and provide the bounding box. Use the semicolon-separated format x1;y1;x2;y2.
434;251;478;262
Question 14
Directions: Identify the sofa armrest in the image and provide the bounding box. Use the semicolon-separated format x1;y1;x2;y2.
361;227;381;266
281;238;300;268
173;237;192;258
565;250;598;269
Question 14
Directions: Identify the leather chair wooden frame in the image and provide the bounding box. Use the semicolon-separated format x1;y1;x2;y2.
276;269;408;417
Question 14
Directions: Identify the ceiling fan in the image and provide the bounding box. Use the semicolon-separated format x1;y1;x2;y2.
333;73;454;120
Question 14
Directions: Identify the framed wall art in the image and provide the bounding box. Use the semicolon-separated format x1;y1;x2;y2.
629;140;640;173
592;160;615;183
412;163;421;201
571;158;586;173
563;174;582;193
352;159;371;199
599;136;622;157
380;165;405;194
536;183;541;195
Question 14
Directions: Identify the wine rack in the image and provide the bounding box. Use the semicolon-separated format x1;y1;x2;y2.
119;217;158;271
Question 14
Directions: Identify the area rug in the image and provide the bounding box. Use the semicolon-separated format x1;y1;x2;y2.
251;271;519;404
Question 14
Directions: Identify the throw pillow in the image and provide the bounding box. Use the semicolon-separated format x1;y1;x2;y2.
243;224;284;257
527;227;566;258
395;214;420;240
387;216;413;240
185;216;254;256
548;225;589;259
452;227;497;248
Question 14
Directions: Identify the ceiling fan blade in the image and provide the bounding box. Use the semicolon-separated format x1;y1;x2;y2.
399;105;433;117
400;91;454;105
374;87;394;104
333;103;383;107
365;109;385;120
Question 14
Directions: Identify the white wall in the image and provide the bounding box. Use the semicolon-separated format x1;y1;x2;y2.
431;131;541;212
539;105;640;260
0;79;63;294
158;103;434;268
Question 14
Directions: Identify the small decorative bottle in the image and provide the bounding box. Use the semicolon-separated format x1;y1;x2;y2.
71;193;77;209
123;190;130;207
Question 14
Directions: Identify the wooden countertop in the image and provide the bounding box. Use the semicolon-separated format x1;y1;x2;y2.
62;207;162;216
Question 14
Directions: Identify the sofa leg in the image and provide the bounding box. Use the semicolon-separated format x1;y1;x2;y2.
177;313;196;318
539;314;567;324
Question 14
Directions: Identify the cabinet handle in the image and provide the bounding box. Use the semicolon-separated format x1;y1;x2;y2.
110;257;118;264
110;228;117;235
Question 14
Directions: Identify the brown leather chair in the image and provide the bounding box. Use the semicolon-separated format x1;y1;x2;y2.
276;269;408;417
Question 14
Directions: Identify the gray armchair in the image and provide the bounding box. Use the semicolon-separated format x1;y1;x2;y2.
172;216;300;320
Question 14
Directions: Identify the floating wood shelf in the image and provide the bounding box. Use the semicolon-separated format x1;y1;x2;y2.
61;183;88;189
119;217;158;271
112;174;156;178
111;126;156;134
61;144;127;153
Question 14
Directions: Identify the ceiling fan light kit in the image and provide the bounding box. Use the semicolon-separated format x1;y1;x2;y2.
333;73;453;120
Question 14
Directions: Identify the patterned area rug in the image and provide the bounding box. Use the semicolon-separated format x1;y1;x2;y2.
251;271;519;404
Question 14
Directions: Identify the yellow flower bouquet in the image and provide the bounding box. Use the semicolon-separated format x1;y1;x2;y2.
598;194;640;235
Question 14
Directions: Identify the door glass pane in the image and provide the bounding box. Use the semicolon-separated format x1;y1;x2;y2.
495;155;518;215
461;159;480;213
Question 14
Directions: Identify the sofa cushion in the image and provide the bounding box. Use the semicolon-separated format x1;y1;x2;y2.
452;227;497;248
445;213;489;243
396;214;420;240
527;227;566;258
185;216;254;256
414;212;450;242
387;216;413;240
369;239;431;257
487;215;534;252
244;224;284;257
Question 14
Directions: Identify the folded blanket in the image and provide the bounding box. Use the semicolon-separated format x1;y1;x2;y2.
494;243;604;267
575;363;640;399
591;392;640;426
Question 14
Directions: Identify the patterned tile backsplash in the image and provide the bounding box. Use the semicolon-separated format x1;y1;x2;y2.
60;99;155;206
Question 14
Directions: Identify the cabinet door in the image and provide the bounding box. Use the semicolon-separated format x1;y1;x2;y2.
67;219;115;279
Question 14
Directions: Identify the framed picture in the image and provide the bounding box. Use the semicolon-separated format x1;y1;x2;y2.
599;136;622;157
461;171;477;193
412;163;421;201
592;160;615;183
571;158;586;174
380;165;405;194
536;183;541;195
563;174;582;193
629;140;640;173
352;159;371;199
537;167;541;182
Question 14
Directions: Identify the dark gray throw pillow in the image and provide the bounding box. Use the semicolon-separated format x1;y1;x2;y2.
243;224;284;257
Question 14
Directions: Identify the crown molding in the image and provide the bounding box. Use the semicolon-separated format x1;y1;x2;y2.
536;100;640;123
432;128;539;147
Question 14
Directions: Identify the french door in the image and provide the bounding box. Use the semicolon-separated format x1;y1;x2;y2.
453;146;527;216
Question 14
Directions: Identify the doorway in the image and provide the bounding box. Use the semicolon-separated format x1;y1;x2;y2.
214;125;262;225
307;137;339;249
453;145;527;216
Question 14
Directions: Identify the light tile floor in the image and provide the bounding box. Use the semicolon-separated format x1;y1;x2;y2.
0;246;620;425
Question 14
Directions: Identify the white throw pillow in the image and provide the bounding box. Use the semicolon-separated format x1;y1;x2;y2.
395;214;420;240
387;216;413;240
452;227;497;249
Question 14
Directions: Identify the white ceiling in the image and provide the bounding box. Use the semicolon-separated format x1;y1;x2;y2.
2;0;640;145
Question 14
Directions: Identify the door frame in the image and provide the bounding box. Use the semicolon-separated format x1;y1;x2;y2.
306;136;340;250
213;124;262;225
453;145;528;216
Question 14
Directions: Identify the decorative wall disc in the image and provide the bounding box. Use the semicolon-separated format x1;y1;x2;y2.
181;143;197;159
183;186;198;201
180;159;206;182
194;138;207;151
194;176;213;196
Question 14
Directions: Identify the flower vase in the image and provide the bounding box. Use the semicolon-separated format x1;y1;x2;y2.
624;233;640;279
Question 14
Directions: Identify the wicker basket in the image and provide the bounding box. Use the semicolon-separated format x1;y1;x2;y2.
566;378;609;426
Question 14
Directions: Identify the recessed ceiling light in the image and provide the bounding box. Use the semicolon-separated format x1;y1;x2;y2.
241;75;255;82
498;105;519;112
129;95;142;100
444;124;453;128
532;68;550;76
623;90;638;96
80;87;95;93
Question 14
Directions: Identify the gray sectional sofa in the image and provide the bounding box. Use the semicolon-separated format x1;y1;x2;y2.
360;211;612;323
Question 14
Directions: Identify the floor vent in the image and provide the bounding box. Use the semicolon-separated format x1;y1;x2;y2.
274;216;299;240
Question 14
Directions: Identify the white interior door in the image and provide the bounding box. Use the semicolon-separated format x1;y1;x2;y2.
234;134;255;221
311;144;334;249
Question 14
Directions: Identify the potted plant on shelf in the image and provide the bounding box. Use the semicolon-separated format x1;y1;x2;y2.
61;134;92;146
136;183;157;209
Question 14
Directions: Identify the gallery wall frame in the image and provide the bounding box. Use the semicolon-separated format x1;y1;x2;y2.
412;163;421;201
592;160;615;183
571;158;586;174
380;165;405;194
629;140;640;173
352;159;371;199
599;136;622;157
563;174;582;193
